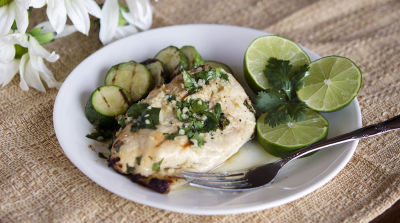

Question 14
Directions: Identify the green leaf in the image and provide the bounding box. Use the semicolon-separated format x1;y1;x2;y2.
286;101;307;122
14;44;28;59
255;90;286;113
190;133;205;147
183;70;200;94
152;159;164;171
136;156;142;166
264;57;292;99
117;115;126;128
127;103;160;132
98;152;108;159
86;128;114;141
214;103;222;120
291;64;309;91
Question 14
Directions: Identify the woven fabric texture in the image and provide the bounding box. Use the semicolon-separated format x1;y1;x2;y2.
1;0;399;222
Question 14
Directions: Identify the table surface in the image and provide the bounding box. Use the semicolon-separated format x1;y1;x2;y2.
1;0;399;222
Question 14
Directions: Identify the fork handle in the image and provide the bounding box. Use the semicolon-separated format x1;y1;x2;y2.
281;114;400;164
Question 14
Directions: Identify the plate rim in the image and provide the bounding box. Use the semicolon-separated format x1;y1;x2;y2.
53;24;362;215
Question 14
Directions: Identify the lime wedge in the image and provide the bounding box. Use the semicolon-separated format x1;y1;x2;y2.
297;56;362;112
257;109;329;157
244;35;311;91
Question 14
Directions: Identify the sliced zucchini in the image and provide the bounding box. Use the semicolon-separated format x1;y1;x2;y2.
105;61;153;102
180;45;204;69
85;85;132;127
141;58;166;87
155;46;189;81
204;60;233;74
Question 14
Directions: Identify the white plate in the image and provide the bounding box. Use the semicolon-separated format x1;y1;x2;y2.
53;24;362;215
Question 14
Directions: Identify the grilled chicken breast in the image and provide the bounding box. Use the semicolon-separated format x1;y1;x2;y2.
109;66;256;193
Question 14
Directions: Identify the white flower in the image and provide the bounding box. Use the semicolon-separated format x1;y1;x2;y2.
0;0;30;34
99;0;153;45
122;0;153;30
0;32;61;92
30;0;101;35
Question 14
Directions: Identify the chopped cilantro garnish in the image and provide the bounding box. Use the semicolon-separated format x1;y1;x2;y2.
127;166;135;174
136;156;142;166
98;152;108;159
243;100;256;114
255;57;309;127
86;128;114;142
126;103;160;132
152;159;164;171
164;99;228;147
183;67;229;94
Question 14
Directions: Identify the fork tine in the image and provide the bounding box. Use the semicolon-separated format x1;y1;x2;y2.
188;180;250;188
187;180;250;189
182;174;247;183
181;170;245;178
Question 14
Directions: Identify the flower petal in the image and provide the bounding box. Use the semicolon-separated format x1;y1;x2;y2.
47;0;67;34
65;0;90;35
0;43;15;63
28;35;59;62
30;54;61;89
14;0;30;33
35;21;77;39
0;4;15;35
20;54;46;92
122;0;152;30
83;0;101;18
113;25;138;41
99;0;119;45
30;0;46;8
0;59;19;87
18;53;30;91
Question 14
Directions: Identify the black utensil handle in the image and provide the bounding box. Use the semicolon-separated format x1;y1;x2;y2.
281;114;400;164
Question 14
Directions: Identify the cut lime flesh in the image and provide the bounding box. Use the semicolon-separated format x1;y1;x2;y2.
257;109;329;157
244;35;311;91
297;56;362;112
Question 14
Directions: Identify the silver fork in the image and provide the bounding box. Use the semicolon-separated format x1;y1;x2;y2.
181;114;400;191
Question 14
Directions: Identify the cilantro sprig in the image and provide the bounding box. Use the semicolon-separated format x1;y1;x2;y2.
255;57;309;127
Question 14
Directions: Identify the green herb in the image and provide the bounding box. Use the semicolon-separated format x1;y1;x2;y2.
127;166;135;174
244;100;256;114
126;103;161;132
98;152;108;159
255;58;309;127
136;156;142;166
166;94;176;102
219;113;230;130
165;99;228;146
114;141;123;153
86;128;114;141
117;115;126;128
183;68;229;94
152;159;164;171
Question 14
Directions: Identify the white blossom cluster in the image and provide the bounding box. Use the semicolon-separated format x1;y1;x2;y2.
0;0;153;92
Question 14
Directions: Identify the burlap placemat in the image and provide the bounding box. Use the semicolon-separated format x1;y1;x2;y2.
1;0;399;222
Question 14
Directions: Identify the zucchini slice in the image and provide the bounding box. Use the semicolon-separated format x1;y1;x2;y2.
85;85;132;127
105;61;153;102
141;58;166;87
204;60;233;74
180;45;205;69
155;46;189;81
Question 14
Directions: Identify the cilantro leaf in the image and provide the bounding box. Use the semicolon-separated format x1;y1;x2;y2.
183;70;200;94
152;159;164;171
291;64;309;92
264;58;292;99
255;90;286;112
126;103;160;132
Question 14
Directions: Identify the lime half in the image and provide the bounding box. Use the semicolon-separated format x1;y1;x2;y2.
257;109;329;157
244;35;311;91
297;56;362;112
